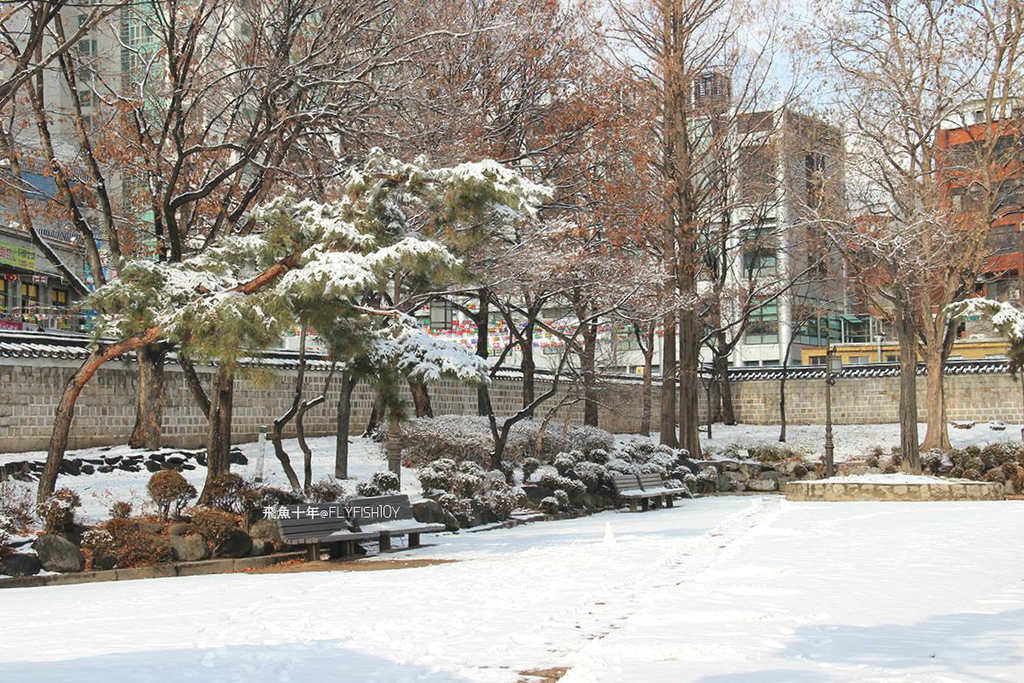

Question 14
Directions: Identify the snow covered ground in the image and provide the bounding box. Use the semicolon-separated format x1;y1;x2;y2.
2;496;1023;682
683;421;1022;462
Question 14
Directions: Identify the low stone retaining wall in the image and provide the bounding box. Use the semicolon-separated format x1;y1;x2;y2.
0;551;306;590
784;480;1005;502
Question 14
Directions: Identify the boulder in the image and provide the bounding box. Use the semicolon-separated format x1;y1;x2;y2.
228;450;249;466
250;519;283;544
61;459;82;476
0;552;41;577
35;534;85;573
168;523;192;537
412;499;459;531
746;478;779;492
144;460;162;473
195;453;208;467
214;529;253;558
250;538;273;557
91;551;118;571
522;484;555;507
104;455;123;465
97;465;114;474
80;464;95;475
171;534;211;562
149;453;166;463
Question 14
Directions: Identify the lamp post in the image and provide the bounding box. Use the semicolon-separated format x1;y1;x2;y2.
824;346;842;477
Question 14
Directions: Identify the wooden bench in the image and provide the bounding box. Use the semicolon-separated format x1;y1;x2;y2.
347;494;446;551
612;473;688;512
274;503;376;560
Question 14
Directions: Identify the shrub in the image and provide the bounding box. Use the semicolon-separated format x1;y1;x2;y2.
479;484;525;520
0;480;35;532
748;444;806;463
563;426;615;455
371;471;400;494
38;488;81;534
961;468;981;481
148;470;197;520
573;462;608;493
437;493;474;525
400;415;495;467
553;489;570;510
202;473;250;514
606;457;637;475
355;482;381;497
522;458;541;482
539;496;559;514
553;453;576;476
0;513;13;554
103;518;172;568
191;509;238;548
307;478;346;503
587;448;610;465
109;501;133;519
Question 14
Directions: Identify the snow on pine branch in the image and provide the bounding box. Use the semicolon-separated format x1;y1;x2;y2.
371;316;490;384
950;298;1024;343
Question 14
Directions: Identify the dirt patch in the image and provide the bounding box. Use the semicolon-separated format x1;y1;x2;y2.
518;667;569;683
245;557;458;574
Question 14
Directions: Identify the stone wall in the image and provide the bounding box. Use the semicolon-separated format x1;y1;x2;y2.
2;356;1022;454
0;357;585;453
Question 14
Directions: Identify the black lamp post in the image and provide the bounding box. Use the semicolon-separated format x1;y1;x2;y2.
824;345;842;477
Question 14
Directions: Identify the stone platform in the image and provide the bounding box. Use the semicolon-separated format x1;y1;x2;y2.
784;476;1005;502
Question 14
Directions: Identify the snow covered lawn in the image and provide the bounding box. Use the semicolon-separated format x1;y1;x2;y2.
2;496;1023;682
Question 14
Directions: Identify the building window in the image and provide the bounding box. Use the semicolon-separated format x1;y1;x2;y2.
0;278;9;316
52;288;68;307
746;302;779;345
428;300;453;332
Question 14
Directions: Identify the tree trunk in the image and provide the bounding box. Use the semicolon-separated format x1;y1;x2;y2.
640;327;655;436
408;379;434;418
896;310;921;472
521;321;536;412
920;343;952;452
660;313;678;447
678;307;702;457
271;326;307;491
201;365;235;500
715;333;736;425
128;343;166;450
363;391;386;439
39;330;162;503
297;364;336;492
335;372;358;479
476;293;491;416
582;320;599;427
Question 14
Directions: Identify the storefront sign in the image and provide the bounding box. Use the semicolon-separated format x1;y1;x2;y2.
0;320;24;331
31;275;48;284
0;241;35;270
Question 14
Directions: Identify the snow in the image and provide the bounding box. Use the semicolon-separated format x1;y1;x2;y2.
0;436;418;524
636;421;1023;462
821;473;972;484
2;496;1024;682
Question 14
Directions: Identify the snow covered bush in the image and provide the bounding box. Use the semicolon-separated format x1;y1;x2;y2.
147;470;197;520
748;444;805;463
537;473;586;502
553;452;577;476
563;426;615;456
420;459;523;524
587;448;610;465
553;489;570;510
681;472;699;493
38;488;81;534
0;512;13;555
401;415;496;468
522;457;541;482
0;479;34;532
606;457;637;475
357;471;400;497
539;496;560;514
479;483;526;520
438;493;474;526
573;461;608;493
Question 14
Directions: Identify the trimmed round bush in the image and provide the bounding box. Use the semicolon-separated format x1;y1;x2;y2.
191;509;238;548
148;470;197;520
38;488;81;534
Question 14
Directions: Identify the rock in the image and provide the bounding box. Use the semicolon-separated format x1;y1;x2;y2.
250;519;283;544
104;455;123;465
80;464;95;475
61;459;82;476
144;460;162;473
990;422;1007;431
97;465;114;474
0;552;42;577
171;534;211;562
118;462;140;472
250;538;273;557
166;456;185;466
181;463;196;471
215;529;253;558
160;461;182;471
34;534;85;573
746;478;779;492
91;551;118;571
413;499;458;529
229;450;249;466
149;453;166;463
168;523;192;537
952;421;976;430
195;453;208;467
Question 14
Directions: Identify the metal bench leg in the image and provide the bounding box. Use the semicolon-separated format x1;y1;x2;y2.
629;499;637;513
379;533;392;552
409;532;421;548
641;498;649;512
307;542;320;562
666;495;674;508
653;496;662;509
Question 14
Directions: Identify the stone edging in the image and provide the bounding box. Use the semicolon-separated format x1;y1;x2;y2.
0;551;306;590
784;480;1004;502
